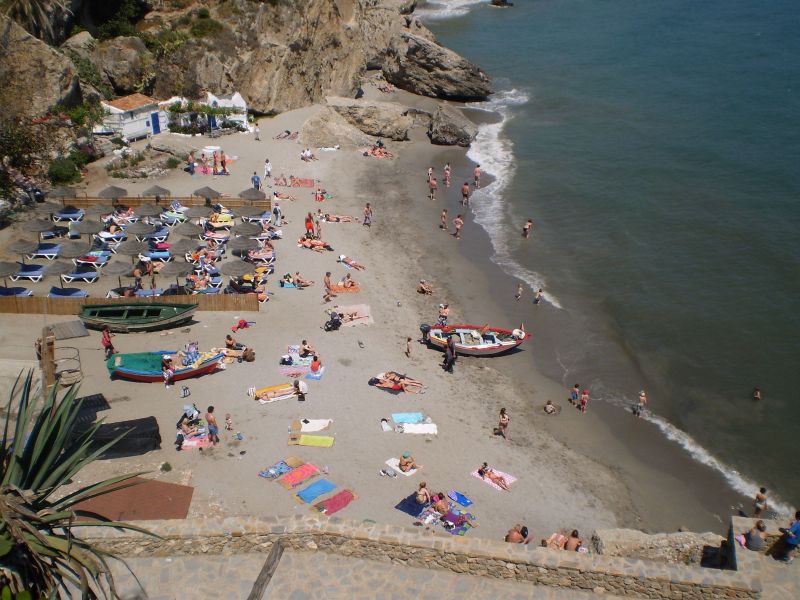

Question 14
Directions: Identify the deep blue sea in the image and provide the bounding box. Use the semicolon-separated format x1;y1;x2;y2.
420;0;800;510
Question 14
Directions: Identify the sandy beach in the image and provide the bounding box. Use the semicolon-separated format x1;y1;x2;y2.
0;85;734;545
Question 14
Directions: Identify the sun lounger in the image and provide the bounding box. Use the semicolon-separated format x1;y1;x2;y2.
241;213;271;223
329;284;361;294
290;419;332;433
52;208;84;222
305;366;326;380
259;456;304;479
386;457;417;476
62;268;100;283
287;434;334;448
0;287;32;297
40;225;68;240
48;287;89;298
398;423;438;435
392;412;425;425
10;263;45;282
295;479;336;504
277;462;320;490
96;231;126;243
314;490;356;516
27;243;61;260
471;468;517;491
75;253;110;267
135;288;163;298
139;227;170;243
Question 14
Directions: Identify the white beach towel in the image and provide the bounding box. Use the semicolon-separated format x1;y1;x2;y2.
385;457;417;476
380;420;393;432
399;423;438;435
293;419;332;433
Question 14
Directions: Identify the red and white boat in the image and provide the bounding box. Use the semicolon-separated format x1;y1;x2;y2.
424;324;529;356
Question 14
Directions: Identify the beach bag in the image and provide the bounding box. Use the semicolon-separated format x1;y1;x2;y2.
180;386;191;398
243;348;256;362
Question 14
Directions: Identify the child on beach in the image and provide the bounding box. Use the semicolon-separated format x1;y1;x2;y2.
405;337;412;358
515;284;523;301
569;384;580;406
440;209;448;231
453;215;464;239
225;413;233;431
533;289;543;305
523;219;533;238
579;390;590;413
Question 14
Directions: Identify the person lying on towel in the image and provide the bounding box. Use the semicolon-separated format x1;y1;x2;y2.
323;214;352;223
298;235;333;252
338;255;366;270
417;280;434;295
477;462;511;491
372;372;425;394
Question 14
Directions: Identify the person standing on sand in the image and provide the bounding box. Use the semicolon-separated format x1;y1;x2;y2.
427;166;433;183
443;162;451;187
754;487;768;518
453;214;464;239
251;172;261;190
523;219;533;238
752;387;762;402
206;406;220;445
405;337;412;358
254;124;260;141
579;389;590;413
494;407;510;440
634;390;647;417
440;208;448;231
428;176;438;200
315;215;322;239
264;158;272;183
437;303;449;326
570;384;580;406
323;271;336;303
363;203;373;228
515;283;523;302
473;164;482;188
461;182;471;206
443;334;457;373
533;289;543;305
101;326;116;360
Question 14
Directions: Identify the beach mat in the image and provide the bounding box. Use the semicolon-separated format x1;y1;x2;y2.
181;436;212;450
399;423;438;435
249;383;294;404
314;490;356;516
444;507;477;536
287;433;335;448
295;479;336;504
279;365;310;378
74;477;193;521
259;456;303;479
305;366;326;380
395;493;425;518
291;419;332;433
471;469;517;491
336;304;373;327
392;412;424;425
386;457;416;476
290;178;315;187
278;463;320;490
448;490;473;507
329;284;361;294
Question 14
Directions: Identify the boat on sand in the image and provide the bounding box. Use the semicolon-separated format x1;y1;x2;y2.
79;303;198;333
107;350;224;382
423;324;529;356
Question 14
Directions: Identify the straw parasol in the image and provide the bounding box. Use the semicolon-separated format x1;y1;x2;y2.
226;237;260;253
159;261;193;287
6;239;38;263
220;260;256;277
193;186;220;199
168;239;201;259
133;204;163;218
124;222;156;238
45;261;74;288
231;223;262;237
23;219;57;234
103;261;135;289
57;242;91;259
114;240;149;262
174;222;203;237
47;187;76;199
0;262;18;287
73;220;104;236
238;188;266;201
141;185;171;198
185;206;212;220
97;185;128;199
237;205;269;218
84;203;115;216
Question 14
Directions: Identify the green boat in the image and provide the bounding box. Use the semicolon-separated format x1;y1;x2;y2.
79;302;198;333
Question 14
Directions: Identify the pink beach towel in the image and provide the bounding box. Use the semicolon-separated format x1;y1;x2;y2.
278;463;320;490
279;365;310;377
470;469;517;491
314;490;356;516
181;436;213;450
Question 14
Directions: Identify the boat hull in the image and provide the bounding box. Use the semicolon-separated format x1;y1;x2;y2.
79;303;198;333
107;352;224;383
426;324;529;357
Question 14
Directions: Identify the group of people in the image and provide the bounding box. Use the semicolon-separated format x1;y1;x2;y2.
186;150;230;177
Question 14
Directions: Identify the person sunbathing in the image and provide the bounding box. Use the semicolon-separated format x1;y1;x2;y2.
339;310;366;323
338;255;366;270
477;462;511;491
298;236;333;251
291;271;313;287
565;530;583;552
506;525;531;544
274;130;291;139
415;482;432;505
274;174;288;186
310;354;322;373
247;248;274;261
399;452;423;472
323;214;352;222
376;371;425;394
543;531;568;550
432;492;449;514
255;384;295;402
299;339;316;357
225;334;244;351
417;280;434;295
314;187;324;202
340;273;358;288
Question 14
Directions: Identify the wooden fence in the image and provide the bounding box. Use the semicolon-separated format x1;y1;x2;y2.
0;293;259;315
60;197;271;211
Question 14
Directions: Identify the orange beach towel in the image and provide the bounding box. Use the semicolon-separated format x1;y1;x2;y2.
277;463;320;490
329;284;361;294
291;178;315;188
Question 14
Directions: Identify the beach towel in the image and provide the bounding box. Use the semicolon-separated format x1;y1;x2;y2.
291;419;332;433
291;178;315;188
399;423;438;435
443;507;477;536
279;281;297;288
329;284;361;294
392;412;424;425
447;490;473;507
287;434;335;448
314;490;356;516
395;493;426;518
305;366;326;380
336;304;374;327
295;479;336;504
279;365;311;378
277;463;320;490
471;469;517;491
385;457;416;476
181;436;212;449
259;456;304;479
248;383;294;404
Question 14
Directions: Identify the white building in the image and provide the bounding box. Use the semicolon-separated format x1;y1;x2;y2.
205;91;249;129
97;94;167;140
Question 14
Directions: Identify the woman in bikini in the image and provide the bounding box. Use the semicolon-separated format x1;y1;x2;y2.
415;482;432;505
477;462;511;491
338;255;366;270
340;273;358;289
324;214;352;222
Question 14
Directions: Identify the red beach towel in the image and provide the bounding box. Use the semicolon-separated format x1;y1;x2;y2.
314;490;355;516
291;178;315;188
277;463;319;490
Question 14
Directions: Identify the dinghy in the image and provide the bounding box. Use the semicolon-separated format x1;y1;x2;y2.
107;350;224;382
423;324;529;356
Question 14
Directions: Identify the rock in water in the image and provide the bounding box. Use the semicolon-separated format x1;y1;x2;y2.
327;97;415;141
383;33;492;101
428;106;478;147
0;17;81;118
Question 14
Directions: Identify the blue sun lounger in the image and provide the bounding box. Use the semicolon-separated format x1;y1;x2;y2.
0;287;33;297
139;227;170;243
27;243;61;260
135;288;164;298
61;267;100;283
52;207;84;223
10;263;45;282
48;286;89;298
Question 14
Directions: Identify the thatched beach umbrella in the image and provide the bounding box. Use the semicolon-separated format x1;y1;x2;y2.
23;219;57;234
174;222;203;238
84;203;115;217
185;206;212;220
73;220;104;237
238;188;266;201
58;242;91;259
134;204;163;218
47;187;76;200
141;185;171;198
193;186;220;200
168;238;201;259
103;260;135;290
115;240;149;263
0;262;18;287
220;260;256;277
237;205;269;218
231;223;262;237
98;185;128;200
34;201;63;216
6;239;38;263
226;237;259;253
159;261;193;287
45;261;74;288
124;222;156;240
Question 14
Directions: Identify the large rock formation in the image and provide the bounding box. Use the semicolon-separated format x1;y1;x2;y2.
383;33;492;101
93;36;153;95
298;107;373;149
428;105;477;146
327;97;414;141
0;17;81;118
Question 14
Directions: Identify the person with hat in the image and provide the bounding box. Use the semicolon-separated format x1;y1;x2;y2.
399;452;423;473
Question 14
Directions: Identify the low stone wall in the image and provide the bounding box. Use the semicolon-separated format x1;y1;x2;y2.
77;515;761;599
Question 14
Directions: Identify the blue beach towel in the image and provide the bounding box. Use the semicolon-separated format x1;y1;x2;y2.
280;281;297;288
395;493;426;518
447;490;473;507
392;412;424;425
296;479;336;503
259;460;291;479
305;366;326;380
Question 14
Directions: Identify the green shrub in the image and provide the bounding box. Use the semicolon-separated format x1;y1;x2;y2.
160;462;172;472
190;17;223;38
96;0;145;40
66;53;114;98
196;7;210;19
177;14;191;26
165;157;180;169
48;158;81;184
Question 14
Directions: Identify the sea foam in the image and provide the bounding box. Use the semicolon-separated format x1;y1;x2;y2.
417;0;485;20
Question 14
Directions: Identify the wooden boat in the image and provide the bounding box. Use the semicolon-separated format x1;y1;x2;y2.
107;350;224;383
79;302;198;333
425;324;529;356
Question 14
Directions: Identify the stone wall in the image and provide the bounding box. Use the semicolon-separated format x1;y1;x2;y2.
77;515;761;599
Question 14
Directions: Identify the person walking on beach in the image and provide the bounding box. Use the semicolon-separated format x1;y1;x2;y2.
428;176;438;200
473;164;482;188
254;124;260;141
494;407;510;440
437;303;449;326
579;389;590;413
405;336;412;358
315;215;322;239
272;201;282;226
440;208;448;231
443;162;451;187
251;171;261;190
323;271;336;303
205;405;220;445
754;487;768;518
461;182;471;206
634;390;647;417
427;166;433;183
101;326;116;360
453;214;464;239
264;158;272;183
515;283;523;302
533;289;543;305
443;334;457;373
570;384;580;406
523;219;533;238
752;387;762;402
363;203;373;228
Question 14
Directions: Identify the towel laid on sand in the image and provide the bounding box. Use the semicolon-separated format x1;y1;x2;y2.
314;490;356;516
279;365;310;377
329;284;361;294
295;479;337;504
291;419;332;433
287;434;335;448
399;423;438;435
305;366;326;380
395;493;426;518
392;412;424;425
448;490;473;507
386;457;416;476
336;304;373;327
181;436;212;449
471;469;517;491
291;178;315;188
443;507;477;536
248;383;295;404
278;463;320;490
259;456;304;479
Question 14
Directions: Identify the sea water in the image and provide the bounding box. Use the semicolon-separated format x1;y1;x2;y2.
421;0;800;510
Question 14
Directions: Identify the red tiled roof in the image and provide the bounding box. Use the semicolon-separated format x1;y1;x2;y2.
104;93;157;111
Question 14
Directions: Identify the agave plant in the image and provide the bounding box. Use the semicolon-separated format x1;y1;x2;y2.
0;372;150;598
1;0;68;40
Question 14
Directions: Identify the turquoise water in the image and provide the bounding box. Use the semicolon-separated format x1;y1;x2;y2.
423;0;800;508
